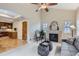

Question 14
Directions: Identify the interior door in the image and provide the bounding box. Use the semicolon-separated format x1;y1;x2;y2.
22;21;27;41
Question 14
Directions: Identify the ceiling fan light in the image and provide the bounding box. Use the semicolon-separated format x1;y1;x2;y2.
41;6;47;9
41;4;47;9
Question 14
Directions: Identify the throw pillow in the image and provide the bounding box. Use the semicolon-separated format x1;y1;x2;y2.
74;37;79;51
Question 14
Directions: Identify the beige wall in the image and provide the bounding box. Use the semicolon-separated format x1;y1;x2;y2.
13;20;27;40
76;8;79;36
41;8;76;32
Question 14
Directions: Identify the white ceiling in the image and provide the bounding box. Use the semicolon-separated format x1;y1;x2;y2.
0;3;79;22
0;3;79;10
49;3;79;10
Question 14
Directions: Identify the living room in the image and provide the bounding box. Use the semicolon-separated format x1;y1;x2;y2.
0;3;79;56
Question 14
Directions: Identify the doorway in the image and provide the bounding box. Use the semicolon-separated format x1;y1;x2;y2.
22;21;27;44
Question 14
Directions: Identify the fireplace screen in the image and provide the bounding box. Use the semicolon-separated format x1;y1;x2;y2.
49;34;58;42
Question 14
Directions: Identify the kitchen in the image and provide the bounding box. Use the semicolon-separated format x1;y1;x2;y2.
0;22;17;39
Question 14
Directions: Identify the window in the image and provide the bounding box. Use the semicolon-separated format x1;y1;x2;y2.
64;20;71;33
43;23;48;30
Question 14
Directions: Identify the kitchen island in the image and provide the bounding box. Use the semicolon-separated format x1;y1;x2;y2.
0;29;17;39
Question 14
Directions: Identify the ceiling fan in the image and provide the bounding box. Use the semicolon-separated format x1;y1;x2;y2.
32;3;58;12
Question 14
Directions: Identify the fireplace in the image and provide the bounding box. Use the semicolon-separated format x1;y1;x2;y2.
49;33;58;42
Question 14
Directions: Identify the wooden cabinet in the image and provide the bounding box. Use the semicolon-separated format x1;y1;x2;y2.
0;31;17;39
0;22;13;29
8;32;17;39
0;32;8;37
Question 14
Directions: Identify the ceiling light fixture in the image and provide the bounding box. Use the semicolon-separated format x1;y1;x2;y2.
32;3;58;12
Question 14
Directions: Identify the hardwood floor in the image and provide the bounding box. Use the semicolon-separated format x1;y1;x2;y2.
0;36;26;53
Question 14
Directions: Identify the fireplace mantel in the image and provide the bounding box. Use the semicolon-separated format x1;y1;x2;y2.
49;31;59;34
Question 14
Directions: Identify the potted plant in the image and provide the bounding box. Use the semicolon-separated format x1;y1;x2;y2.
40;29;46;39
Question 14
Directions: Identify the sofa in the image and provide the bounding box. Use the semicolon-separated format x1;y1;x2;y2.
61;36;79;56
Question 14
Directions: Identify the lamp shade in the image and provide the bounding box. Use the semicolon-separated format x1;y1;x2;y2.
70;25;76;29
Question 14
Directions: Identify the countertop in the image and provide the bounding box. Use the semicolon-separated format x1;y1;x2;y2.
0;29;16;32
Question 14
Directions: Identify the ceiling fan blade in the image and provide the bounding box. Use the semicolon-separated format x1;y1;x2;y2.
32;3;39;5
32;3;42;6
48;3;58;6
